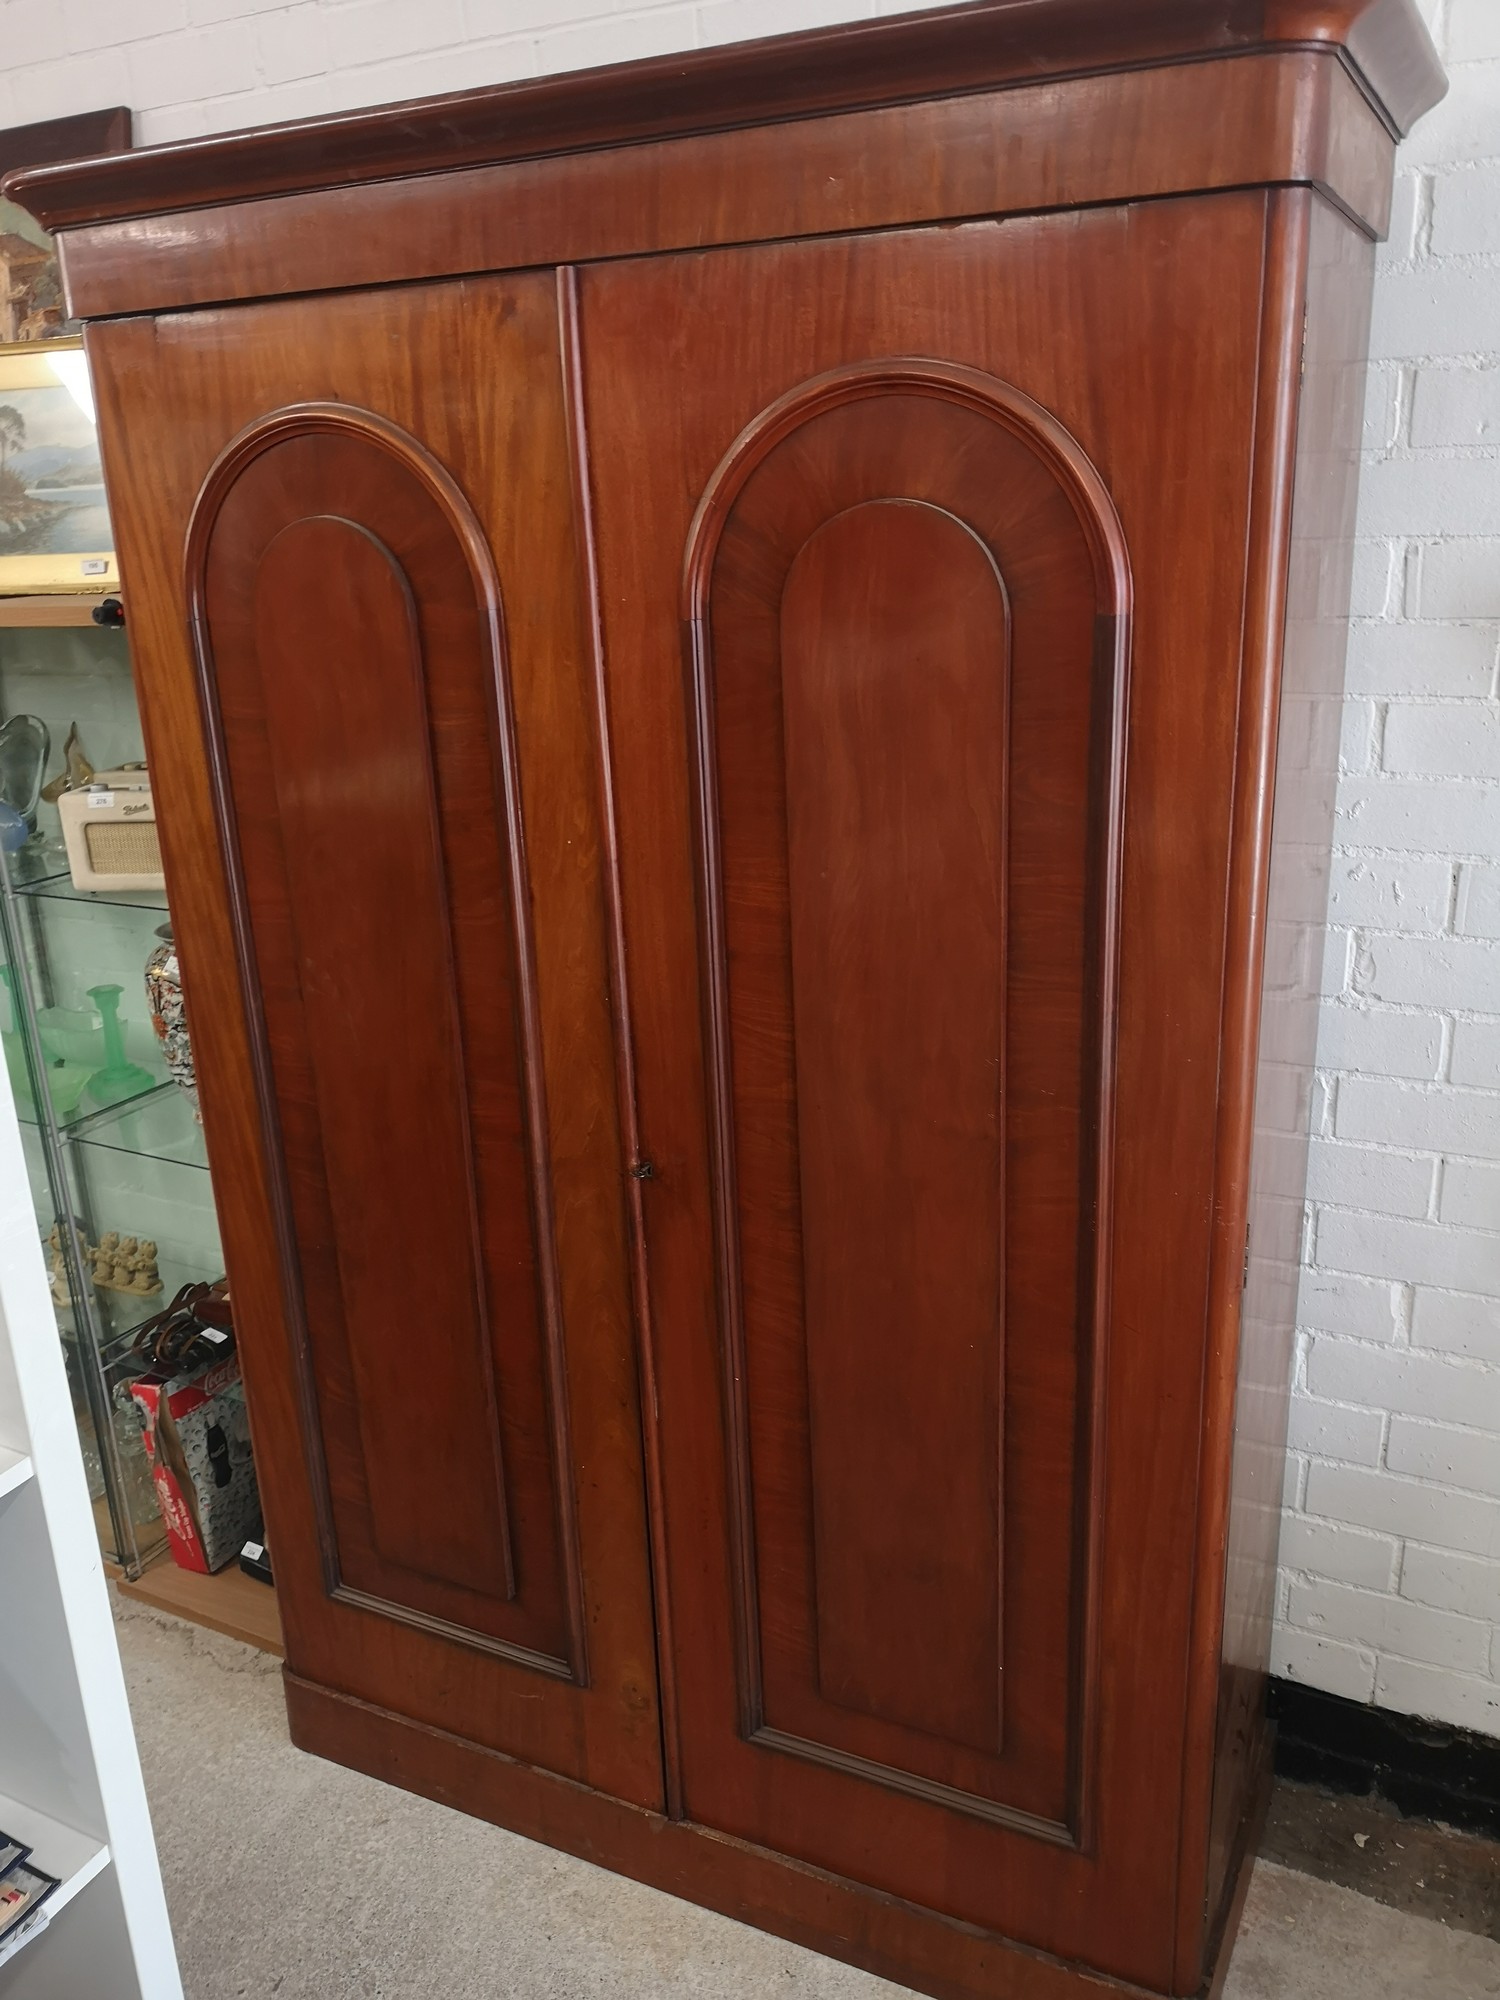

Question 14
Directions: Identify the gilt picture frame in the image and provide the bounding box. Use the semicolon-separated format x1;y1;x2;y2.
0;109;131;346
0;337;118;593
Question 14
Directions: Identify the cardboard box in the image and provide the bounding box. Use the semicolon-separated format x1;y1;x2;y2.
129;1342;261;1573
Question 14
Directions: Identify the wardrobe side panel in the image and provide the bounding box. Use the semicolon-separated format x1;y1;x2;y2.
1209;195;1376;1924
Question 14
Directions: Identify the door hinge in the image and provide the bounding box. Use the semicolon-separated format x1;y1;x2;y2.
629;1157;656;1182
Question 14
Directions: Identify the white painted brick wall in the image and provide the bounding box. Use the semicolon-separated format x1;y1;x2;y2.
0;0;945;142
2;0;1497;1738
1276;0;1500;1744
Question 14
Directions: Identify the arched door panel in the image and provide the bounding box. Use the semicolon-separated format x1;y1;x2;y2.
682;367;1128;1837
198;423;579;1665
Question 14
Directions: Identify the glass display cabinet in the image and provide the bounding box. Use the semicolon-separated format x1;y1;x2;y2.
0;600;224;1576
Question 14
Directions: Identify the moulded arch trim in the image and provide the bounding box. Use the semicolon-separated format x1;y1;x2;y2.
181;401;588;1682
681;357;1133;623
681;356;1131;1854
185;400;509;644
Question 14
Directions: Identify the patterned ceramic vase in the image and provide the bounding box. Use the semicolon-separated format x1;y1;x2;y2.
144;922;198;1116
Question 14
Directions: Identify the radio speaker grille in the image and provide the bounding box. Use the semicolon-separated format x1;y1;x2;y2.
85;820;163;875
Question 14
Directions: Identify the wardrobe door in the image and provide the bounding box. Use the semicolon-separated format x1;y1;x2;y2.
88;272;662;1806
579;194;1272;1988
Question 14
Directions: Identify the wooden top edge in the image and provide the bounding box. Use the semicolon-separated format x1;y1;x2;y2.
3;0;1443;233
0;107;131;183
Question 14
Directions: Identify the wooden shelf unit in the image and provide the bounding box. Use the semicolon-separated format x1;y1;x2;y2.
0;596;110;629
116;1553;283;1658
0;1082;182;1998
0;1786;111;1926
0;1443;34;1500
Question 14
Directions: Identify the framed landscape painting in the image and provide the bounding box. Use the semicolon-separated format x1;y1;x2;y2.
0;109;130;345
0;339;118;592
0;191;69;343
0;110;130;593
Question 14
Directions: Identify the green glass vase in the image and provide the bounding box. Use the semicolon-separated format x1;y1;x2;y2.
84;983;156;1108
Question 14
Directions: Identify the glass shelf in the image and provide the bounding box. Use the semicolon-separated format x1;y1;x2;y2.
2;842;168;912
10;1066;172;1133
71;1085;208;1172
55;1244;227;1358
3;846;68;891
18;873;169;914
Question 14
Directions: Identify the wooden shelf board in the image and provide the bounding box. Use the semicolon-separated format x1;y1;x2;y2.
0;596;109;629
0;1446;34;1501
116;1552;283;1658
0;1786;110;1920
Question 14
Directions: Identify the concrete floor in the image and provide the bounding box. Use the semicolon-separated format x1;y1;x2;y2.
114;1599;1500;2000
1261;1777;1500;1940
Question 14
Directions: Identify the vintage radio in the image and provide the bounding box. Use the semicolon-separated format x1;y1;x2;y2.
57;770;165;892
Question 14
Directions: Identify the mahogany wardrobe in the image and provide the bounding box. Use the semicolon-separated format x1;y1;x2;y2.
8;5;1444;1995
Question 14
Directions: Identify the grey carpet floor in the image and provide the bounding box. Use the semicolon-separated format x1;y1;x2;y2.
114;1599;1500;1999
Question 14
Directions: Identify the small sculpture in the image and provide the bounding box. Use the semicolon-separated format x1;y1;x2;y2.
46;1222;163;1300
93;1232;162;1297
128;1240;160;1294
39;721;96;806
103;1232;160;1296
47;1218;90;1305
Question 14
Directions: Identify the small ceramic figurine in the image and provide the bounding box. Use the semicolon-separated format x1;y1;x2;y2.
127;1240;161;1295
92;1232;162;1297
47;1218;90;1304
92;1230;120;1287
47;1220;163;1301
110;1239;135;1290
